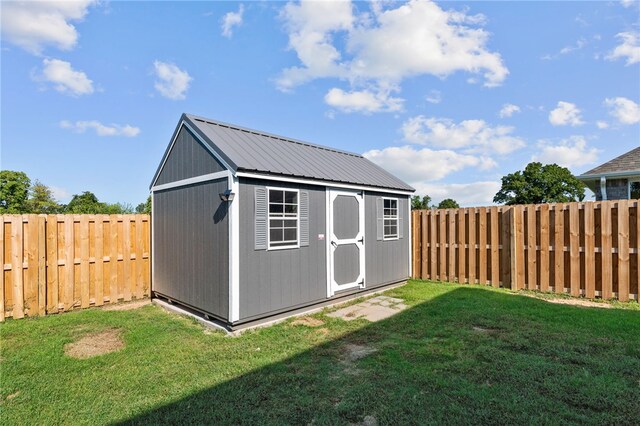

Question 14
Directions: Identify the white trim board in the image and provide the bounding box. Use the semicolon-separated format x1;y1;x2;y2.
151;171;229;192
237;172;414;196
228;174;240;323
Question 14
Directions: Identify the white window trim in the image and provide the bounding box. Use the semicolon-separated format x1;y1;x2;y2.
266;186;300;251
629;179;640;199
382;197;399;241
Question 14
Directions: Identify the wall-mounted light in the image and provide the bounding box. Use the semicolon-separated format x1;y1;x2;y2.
219;189;235;202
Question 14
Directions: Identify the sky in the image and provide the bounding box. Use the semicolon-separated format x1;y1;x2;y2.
1;0;639;207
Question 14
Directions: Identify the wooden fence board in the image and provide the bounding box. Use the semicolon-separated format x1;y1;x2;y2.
601;202;613;299
429;211;437;280
418;212;426;279
135;215;144;299
64;215;74;311
11;216;24;319
490;207;499;287
568;204;580;296
539;204;550;292
412;210;420;278
439;210;446;281
80;216;90;308
0;218;4;321
554;205;565;294
122;216;132;302
478;207;487;285
584;203;595;298
38;216;46;315
618;200;630;302
95;216;104;306
468;209;476;285
458;210;466;283
448;210;455;282
526;205;537;290
110;216;119;304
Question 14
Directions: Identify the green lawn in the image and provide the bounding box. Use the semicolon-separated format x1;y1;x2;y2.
1;280;639;425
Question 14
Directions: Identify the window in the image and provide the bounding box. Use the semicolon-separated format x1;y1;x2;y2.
630;181;640;199
383;198;398;239
268;189;298;248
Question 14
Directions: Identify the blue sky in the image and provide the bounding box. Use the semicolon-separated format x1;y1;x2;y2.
1;0;639;207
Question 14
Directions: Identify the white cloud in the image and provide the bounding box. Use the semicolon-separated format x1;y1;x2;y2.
153;61;192;100
533;136;600;168
0;1;96;55
620;0;636;8
596;120;609;129
498;103;520;118
221;4;244;38
277;0;508;113
542;38;587;60
60;120;140;137
605;97;640;124
324;86;403;113
426;90;442;104
401;116;526;155
363;145;496;182
607;31;640;65
411;181;501;207
37;58;94;96
548;101;584;126
49;186;71;202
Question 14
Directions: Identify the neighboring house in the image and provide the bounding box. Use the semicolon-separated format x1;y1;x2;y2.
150;113;414;331
579;147;640;201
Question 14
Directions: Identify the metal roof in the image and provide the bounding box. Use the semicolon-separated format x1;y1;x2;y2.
179;113;414;192
580;147;640;178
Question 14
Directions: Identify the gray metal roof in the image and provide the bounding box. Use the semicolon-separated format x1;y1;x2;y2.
178;113;414;192
580;147;640;177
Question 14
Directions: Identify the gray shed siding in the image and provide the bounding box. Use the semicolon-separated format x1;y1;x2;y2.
153;178;230;319
365;192;410;287
155;127;226;186
238;178;327;321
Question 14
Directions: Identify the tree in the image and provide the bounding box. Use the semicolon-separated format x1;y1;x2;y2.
0;170;31;213
437;198;460;209
66;191;106;214
411;195;431;210
136;195;151;214
26;180;62;214
493;162;585;205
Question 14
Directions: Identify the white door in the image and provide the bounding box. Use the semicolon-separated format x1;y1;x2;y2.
327;189;365;296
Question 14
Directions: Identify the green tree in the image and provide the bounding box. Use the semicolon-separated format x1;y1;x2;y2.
493;162;585;205
105;202;134;214
0;170;31;213
437;198;460;209
136;195;151;214
65;191;107;214
411;195;431;210
26;180;62;213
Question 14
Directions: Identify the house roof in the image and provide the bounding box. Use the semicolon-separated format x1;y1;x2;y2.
580;147;640;178
166;113;414;192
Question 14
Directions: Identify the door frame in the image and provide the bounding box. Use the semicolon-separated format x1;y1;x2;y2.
326;188;366;297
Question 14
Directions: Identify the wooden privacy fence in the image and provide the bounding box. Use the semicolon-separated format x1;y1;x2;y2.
1;214;151;321
411;200;639;301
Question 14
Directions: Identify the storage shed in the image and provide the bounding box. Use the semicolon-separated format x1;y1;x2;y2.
150;113;415;330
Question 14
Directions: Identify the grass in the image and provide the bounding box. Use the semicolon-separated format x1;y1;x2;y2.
1;280;639;425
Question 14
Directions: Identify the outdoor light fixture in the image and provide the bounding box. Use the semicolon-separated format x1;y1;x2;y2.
219;189;235;202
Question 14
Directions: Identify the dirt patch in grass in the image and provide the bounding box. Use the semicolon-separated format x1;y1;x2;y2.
6;391;20;401
542;298;612;309
473;326;499;333
64;329;124;359
291;317;325;327
102;300;150;311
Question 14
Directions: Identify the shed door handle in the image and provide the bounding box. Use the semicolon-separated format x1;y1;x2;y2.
331;241;338;248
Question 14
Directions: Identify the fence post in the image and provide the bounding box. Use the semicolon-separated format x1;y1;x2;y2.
0;218;4;321
509;206;524;290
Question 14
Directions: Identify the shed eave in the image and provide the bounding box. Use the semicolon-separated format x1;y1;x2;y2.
236;169;416;194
